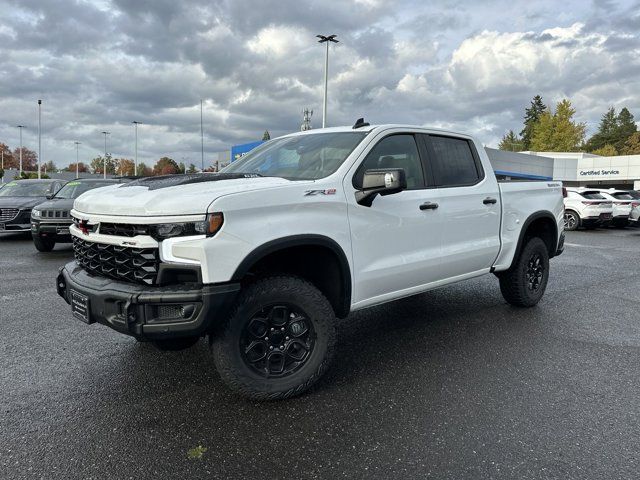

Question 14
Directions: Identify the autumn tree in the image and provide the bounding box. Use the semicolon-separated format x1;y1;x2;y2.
41;160;57;173
152;157;180;175
137;162;152;176
530;99;586;152
90;155;117;174
66;162;89;173
116;158;135;176
0;143;14;168
591;144;617;156
621;132;640;155
520;95;547;150
12;147;38;171
498;130;524;151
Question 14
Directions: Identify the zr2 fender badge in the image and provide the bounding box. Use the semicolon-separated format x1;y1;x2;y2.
304;188;337;196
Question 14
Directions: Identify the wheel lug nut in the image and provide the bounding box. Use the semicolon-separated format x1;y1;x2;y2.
281;327;285;331
270;346;274;350
280;345;284;350
285;336;289;340
265;337;269;341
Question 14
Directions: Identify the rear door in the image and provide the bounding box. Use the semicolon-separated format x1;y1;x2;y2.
421;134;501;278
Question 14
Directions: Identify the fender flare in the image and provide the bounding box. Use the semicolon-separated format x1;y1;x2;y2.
231;234;352;317
508;211;559;269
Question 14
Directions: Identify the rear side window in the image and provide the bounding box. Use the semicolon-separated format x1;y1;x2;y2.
612;192;633;200
579;191;606;200
428;136;482;187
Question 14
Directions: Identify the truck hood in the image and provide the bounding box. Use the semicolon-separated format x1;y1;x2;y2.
72;174;299;216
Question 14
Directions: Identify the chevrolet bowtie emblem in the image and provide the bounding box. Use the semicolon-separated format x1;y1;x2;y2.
79;219;90;235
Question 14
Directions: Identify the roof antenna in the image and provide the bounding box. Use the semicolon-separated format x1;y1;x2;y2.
352;117;370;129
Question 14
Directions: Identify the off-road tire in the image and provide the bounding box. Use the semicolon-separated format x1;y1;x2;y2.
152;336;200;351
499;237;550;307
212;275;336;401
33;236;55;252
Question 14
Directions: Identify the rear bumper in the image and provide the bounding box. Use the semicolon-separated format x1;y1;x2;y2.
56;261;240;340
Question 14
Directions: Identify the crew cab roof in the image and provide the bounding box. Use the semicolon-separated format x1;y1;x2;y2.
281;124;476;139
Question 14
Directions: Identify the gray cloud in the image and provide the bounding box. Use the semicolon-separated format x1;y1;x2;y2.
0;0;638;168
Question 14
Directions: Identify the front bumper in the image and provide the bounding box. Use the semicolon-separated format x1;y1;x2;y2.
31;219;73;241
0;209;32;231
57;261;240;340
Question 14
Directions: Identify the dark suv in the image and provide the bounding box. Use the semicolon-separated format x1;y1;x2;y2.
0;179;64;233
30;178;120;252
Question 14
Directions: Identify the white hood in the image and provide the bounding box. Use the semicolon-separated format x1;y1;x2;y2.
73;176;296;216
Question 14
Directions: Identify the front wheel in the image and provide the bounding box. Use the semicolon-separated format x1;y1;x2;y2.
563;211;579;231
499;237;550;307
33;236;55;252
212;275;336;400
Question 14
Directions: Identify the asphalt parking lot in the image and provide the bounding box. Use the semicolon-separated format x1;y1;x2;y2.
1;229;639;479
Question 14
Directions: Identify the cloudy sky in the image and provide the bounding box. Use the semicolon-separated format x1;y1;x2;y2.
1;0;639;168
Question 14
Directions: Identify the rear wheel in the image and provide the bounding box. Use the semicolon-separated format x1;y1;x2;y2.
152;336;200;351
33;236;55;252
563;211;579;231
499;237;550;307
212;275;336;400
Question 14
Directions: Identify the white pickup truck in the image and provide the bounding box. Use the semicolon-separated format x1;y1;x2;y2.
57;122;564;399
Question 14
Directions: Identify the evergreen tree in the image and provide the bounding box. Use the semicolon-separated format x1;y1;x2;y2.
586;107;618;152
614;107;637;152
498;130;524;151
262;130;271;141
520;95;547;149
530;99;586;152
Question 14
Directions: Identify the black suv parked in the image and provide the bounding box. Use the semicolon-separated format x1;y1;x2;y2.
30;178;120;251
0;179;64;234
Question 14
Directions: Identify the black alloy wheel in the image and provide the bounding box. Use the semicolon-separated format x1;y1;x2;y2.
240;304;315;378
526;253;544;292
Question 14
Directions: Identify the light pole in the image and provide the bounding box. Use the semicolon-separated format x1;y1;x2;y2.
101;131;110;179
316;34;338;128
16;125;25;176
74;141;81;178
200;99;204;171
132;121;141;176
37;100;42;179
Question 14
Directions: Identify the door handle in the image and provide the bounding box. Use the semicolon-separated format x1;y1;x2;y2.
483;197;497;205
419;202;439;210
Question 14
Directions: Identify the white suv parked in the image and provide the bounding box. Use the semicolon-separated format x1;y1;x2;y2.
595;189;632;228
563;188;613;231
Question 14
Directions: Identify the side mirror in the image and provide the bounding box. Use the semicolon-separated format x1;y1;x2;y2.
355;168;407;207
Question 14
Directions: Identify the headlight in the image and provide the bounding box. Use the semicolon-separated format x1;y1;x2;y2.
149;212;224;240
31;209;41;218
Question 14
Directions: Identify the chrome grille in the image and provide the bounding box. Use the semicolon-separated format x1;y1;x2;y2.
72;237;159;285
0;208;19;222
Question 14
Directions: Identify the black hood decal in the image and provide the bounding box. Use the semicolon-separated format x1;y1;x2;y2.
121;173;263;191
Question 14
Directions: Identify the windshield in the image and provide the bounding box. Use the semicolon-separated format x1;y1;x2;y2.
55;181;115;199
222;132;368;180
0;181;53;197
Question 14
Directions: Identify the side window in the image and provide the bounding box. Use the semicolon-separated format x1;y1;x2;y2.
428;135;482;187
354;134;425;189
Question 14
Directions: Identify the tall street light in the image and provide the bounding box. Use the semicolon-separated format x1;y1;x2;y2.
200;99;204;171
132;121;141;176
74;141;81;178
316;34;339;128
16;125;26;176
101;131;110;179
37;100;42;179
